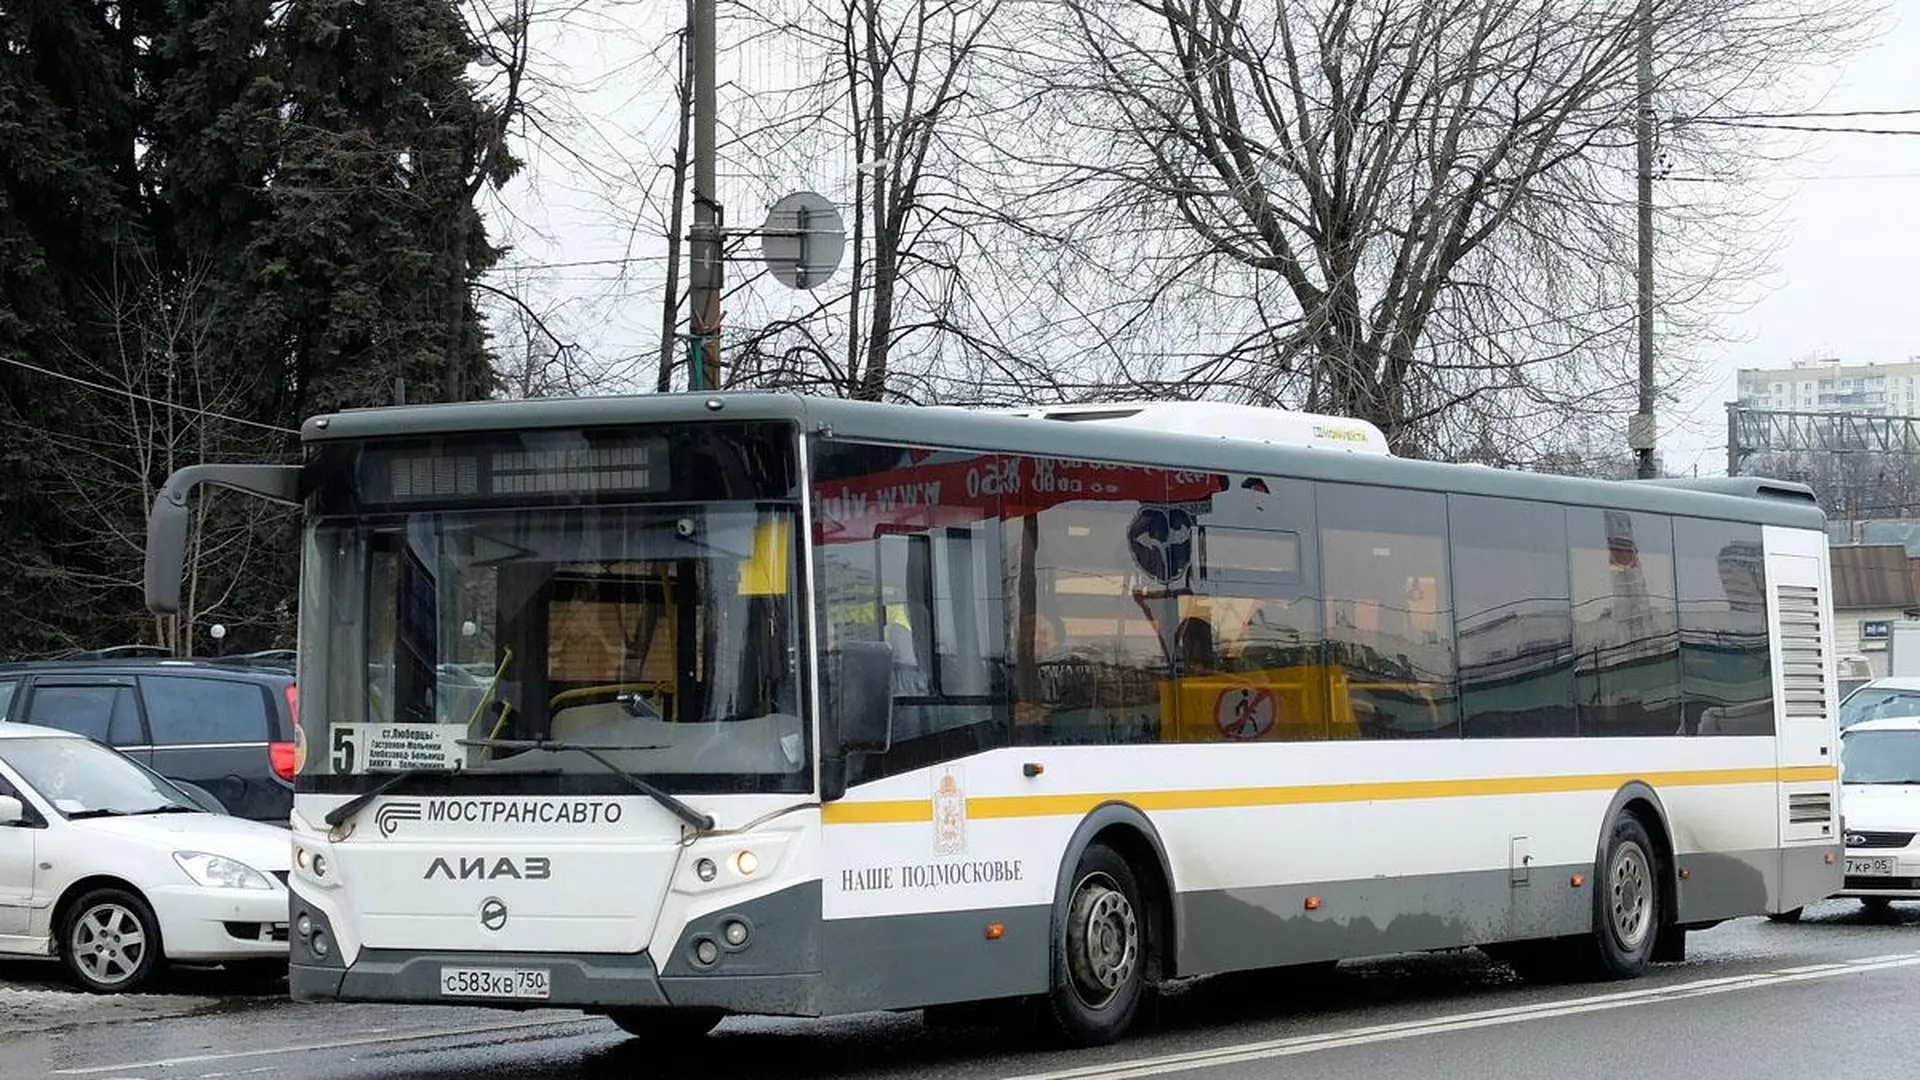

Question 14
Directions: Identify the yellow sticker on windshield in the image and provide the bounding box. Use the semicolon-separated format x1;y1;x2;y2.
738;517;791;596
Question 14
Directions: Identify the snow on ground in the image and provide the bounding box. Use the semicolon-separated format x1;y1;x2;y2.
0;972;220;1037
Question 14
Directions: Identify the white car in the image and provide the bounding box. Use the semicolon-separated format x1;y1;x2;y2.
1835;717;1920;912
1838;677;1920;730
0;723;290;992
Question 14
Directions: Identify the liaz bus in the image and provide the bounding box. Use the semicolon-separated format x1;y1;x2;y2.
143;393;1840;1046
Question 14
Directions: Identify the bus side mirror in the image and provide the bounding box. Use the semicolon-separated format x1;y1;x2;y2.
833;640;894;755
145;464;302;614
0;795;25;827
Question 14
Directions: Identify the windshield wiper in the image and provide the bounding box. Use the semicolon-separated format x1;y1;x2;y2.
130;804;201;815
458;737;714;832
65;808;128;820
323;768;440;829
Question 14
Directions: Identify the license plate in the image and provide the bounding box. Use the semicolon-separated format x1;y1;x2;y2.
1846;856;1897;877
439;967;551;999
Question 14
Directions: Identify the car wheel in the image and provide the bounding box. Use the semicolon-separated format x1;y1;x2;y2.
1043;843;1150;1046
604;1008;724;1040
62;887;163;993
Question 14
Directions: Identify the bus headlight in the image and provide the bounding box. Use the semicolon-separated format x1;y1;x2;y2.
694;857;718;882
732;850;759;876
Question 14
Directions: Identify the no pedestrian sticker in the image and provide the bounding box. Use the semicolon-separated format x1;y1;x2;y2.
1215;687;1276;740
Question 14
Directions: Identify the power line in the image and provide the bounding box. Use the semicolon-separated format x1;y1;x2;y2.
1683;118;1920;136
1688;107;1920;121
0;354;300;435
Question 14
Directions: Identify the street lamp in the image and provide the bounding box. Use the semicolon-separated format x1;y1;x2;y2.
210;623;227;657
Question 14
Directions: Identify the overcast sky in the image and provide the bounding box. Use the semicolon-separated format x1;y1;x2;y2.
486;1;1920;475
1672;0;1920;474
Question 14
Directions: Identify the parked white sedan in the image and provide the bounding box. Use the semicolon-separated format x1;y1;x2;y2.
0;722;290;992
1836;717;1920;912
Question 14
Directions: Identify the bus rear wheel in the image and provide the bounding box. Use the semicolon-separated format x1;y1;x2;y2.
604;1007;724;1040
1044;843;1150;1047
1587;814;1661;979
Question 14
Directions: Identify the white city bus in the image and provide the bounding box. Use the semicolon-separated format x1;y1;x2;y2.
144;393;1840;1045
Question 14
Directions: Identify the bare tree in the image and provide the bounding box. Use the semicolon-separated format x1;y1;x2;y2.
30;256;296;655
479;272;596;397
682;0;1046;401
1014;0;1870;454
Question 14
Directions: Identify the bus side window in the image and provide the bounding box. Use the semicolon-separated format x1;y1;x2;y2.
1174;478;1327;743
1318;485;1459;739
1005;488;1171;748
810;441;1011;782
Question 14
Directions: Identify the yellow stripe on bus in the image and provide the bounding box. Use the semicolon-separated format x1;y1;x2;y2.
820;764;1839;826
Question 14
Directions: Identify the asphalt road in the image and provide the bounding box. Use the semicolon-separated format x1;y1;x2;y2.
3;898;1914;1080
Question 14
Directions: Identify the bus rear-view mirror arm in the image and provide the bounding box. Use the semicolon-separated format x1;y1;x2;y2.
146;463;302;615
832;640;894;756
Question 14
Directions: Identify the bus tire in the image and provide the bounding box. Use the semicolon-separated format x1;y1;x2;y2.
604;1007;724;1040
1044;843;1149;1046
1587;814;1661;979
1766;908;1803;924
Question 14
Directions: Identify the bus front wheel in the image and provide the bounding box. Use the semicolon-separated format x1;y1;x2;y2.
604;1007;724;1040
1044;843;1150;1046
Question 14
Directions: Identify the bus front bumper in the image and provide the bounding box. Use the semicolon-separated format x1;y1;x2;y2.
289;891;826;1016
291;950;823;1015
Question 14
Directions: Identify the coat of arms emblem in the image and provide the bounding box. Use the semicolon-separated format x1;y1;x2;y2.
933;767;966;856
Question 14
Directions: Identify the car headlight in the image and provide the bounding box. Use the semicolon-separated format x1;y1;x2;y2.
173;851;275;890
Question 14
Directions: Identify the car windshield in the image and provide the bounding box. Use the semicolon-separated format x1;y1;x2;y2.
301;502;806;794
1841;729;1920;785
1839;687;1920;729
0;737;198;817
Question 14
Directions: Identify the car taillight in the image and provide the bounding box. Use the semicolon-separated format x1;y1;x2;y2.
270;741;297;781
284;683;300;730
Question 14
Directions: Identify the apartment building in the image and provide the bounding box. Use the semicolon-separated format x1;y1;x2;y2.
1736;357;1920;415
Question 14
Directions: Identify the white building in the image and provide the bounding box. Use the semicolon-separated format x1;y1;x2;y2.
1736;357;1920;416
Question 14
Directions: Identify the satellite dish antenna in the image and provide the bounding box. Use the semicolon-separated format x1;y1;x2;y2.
761;191;846;289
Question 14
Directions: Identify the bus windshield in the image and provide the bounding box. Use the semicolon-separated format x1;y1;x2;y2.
299;502;806;794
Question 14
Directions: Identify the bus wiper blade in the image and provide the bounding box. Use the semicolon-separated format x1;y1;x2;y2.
324;768;436;828
458;737;714;832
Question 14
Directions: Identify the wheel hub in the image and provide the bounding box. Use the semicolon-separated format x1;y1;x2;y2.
1609;841;1652;951
1066;873;1138;1008
73;904;145;986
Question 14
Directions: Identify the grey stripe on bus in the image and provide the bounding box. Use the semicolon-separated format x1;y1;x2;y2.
291;843;1834;1017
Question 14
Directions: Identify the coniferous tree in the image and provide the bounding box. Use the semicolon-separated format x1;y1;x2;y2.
0;0;521;658
273;0;516;418
0;0;151;654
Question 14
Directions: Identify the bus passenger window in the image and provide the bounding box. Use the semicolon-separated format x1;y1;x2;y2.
1318;485;1458;739
1004;474;1174;748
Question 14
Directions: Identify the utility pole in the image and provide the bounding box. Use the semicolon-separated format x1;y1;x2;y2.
1631;0;1657;478
688;0;722;390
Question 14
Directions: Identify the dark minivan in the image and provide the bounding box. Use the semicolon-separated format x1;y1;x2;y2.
0;651;296;823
